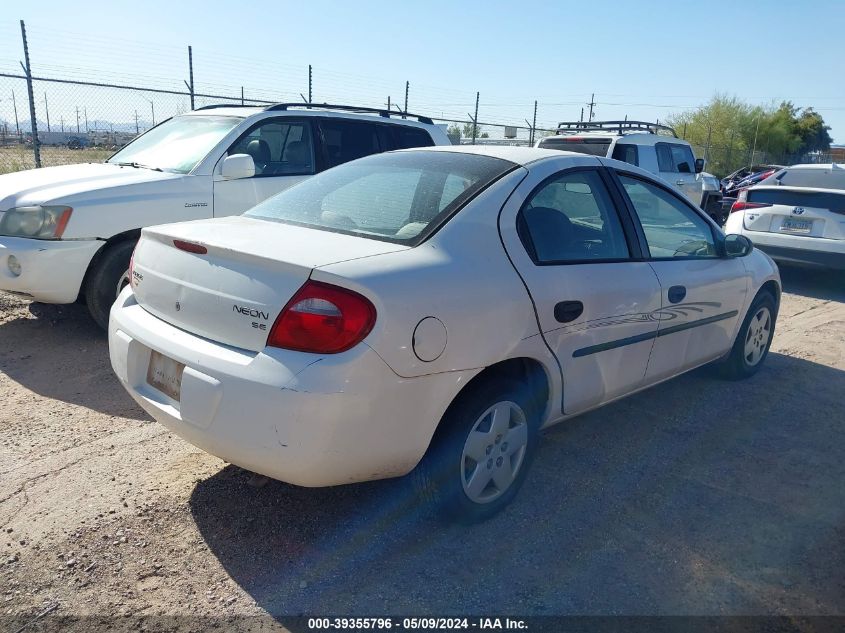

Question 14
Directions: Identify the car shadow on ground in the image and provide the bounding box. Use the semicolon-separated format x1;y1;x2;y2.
0;300;148;420
778;265;845;302
190;352;845;624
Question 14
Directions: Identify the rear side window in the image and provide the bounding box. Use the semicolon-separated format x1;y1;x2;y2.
394;126;435;149
320;120;382;168
518;170;630;263
245;151;515;245
611;143;638;166
538;137;611;157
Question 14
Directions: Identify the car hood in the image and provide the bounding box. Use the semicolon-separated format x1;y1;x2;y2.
0;162;180;209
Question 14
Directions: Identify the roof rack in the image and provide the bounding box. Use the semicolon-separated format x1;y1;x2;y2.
264;103;434;125
555;120;677;137
194;102;433;125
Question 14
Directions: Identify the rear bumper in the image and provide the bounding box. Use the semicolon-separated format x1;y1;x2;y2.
0;236;101;303
753;244;845;270
108;288;470;487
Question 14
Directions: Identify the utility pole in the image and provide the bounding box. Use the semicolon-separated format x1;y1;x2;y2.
308;65;312;104
19;20;40;167
84;107;88;132
387;96;391;112
60;116;64;132
404;81;409;116
750;115;760;171
241;86;244;106
75;106;80;133
44;92;50;132
580;107;584;123
12;91;20;135
587;93;596;121
134;110;139;134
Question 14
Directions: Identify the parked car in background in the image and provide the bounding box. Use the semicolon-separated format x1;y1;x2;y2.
109;146;780;523
722;165;783;199
0;104;449;328
725;163;845;269
721;165;783;195
536;121;725;223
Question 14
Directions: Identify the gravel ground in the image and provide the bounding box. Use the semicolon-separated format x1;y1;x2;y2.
1;266;843;631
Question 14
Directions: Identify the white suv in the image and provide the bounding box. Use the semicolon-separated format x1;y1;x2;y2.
0;104;449;327
536;121;724;222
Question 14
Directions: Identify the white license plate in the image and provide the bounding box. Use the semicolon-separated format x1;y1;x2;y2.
146;350;185;401
781;219;812;233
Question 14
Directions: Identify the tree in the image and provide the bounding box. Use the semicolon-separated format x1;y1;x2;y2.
795;108;832;153
667;95;834;177
461;121;489;140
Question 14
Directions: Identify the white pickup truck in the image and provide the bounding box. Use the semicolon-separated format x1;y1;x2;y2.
0;104;449;327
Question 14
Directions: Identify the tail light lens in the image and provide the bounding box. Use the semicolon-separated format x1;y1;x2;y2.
730;201;772;213
267;280;376;354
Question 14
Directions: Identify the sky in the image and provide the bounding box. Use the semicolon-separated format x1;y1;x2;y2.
0;0;843;142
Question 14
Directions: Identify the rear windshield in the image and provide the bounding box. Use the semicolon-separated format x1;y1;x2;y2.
748;188;845;213
244;151;516;245
762;167;845;190
538;137;611;157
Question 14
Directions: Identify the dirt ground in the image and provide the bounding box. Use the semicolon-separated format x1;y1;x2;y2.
1;266;843;632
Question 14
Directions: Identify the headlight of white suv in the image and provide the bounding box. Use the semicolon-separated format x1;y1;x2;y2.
0;206;73;239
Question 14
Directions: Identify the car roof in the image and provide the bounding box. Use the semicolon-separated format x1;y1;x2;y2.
780;163;845;171
180;106;440;129
408;144;582;165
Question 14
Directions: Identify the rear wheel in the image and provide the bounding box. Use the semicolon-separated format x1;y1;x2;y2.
719;291;776;380
84;240;135;330
412;378;539;523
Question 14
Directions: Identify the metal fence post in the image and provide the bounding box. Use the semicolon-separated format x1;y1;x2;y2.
19;20;40;167
531;100;537;145
472;92;479;145
187;46;195;110
404;81;409;116
308;65;312;104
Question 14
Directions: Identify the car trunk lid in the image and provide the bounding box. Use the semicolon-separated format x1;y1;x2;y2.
741;186;845;240
131;216;406;351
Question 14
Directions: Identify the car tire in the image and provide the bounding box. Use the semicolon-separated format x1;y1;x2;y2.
412;377;540;523
85;240;135;330
719;291;777;380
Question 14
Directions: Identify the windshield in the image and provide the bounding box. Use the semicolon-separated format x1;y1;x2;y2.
538;137;611;157
245;151;516;245
107;115;241;173
762;167;845;190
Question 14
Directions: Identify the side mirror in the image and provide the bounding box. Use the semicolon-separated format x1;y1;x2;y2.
724;234;753;258
694;158;705;174
220;153;255;180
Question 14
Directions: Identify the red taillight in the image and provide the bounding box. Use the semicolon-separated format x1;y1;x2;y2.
267;280;376;354
730;201;772;213
173;239;208;254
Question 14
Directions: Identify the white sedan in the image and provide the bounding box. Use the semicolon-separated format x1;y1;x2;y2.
109;146;781;522
725;163;845;269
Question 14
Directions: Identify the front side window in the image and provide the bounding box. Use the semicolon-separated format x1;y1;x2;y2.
619;174;717;259
656;142;695;173
320;120;382;168
107;115;241;173
245;151;515;245
228;119;315;176
518;170;630;263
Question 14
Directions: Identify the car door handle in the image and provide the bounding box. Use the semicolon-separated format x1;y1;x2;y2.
676;179;686;185
667;285;687;304
554;301;584;323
